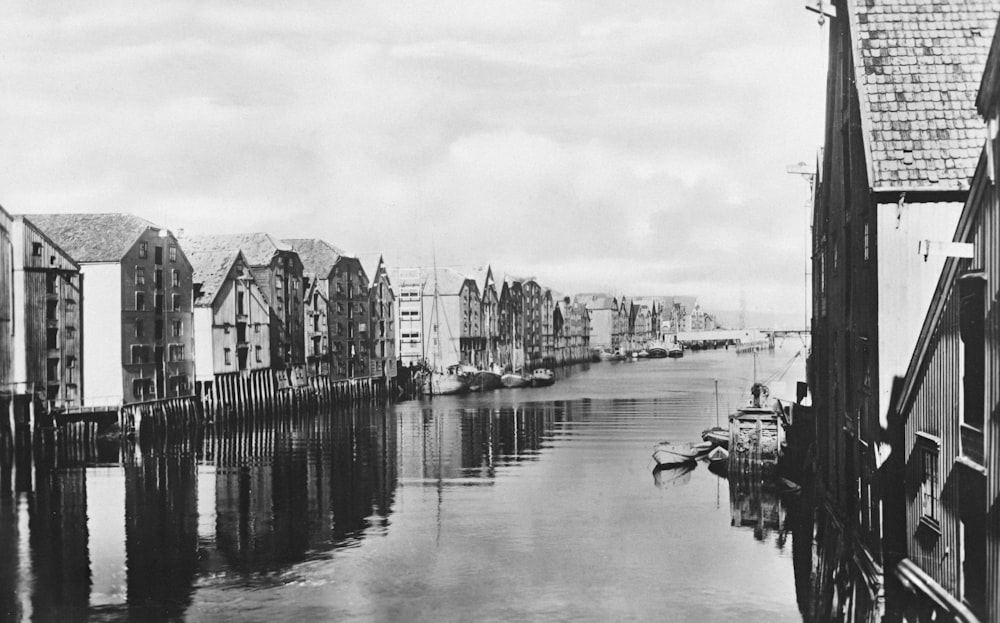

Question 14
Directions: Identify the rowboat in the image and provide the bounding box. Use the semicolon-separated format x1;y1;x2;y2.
652;441;713;467
701;426;729;448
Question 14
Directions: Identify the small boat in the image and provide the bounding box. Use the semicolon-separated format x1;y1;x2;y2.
598;350;617;361
701;426;729;448
667;344;683;358
647;345;668;358
469;369;503;392
531;368;554;387
501;370;532;388
637;350;649;358
652;441;713;468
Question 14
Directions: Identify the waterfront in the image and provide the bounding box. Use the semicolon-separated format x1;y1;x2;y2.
1;342;808;622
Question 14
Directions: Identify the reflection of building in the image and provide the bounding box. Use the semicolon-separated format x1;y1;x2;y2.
31;213;195;406
728;474;785;543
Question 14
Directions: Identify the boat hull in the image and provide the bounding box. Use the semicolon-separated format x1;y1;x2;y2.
419;373;469;396
501;373;531;388
647;347;667;358
469;370;503;392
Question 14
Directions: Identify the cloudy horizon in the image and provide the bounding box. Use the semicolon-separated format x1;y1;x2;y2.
1;1;827;323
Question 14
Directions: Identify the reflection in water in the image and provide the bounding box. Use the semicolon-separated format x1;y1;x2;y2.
652;463;695;489
0;403;561;620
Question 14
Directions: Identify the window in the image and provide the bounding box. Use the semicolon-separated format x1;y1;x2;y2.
139;242;148;259
168;344;185;362
154;246;163;265
32;242;43;257
276;279;283;290
237;291;245;316
918;434;940;526
224;348;232;365
136;292;145;311
169;245;177;262
131;345;145;364
172;294;181;312
172;269;180;288
155;319;163;340
254;324;261;333
255;346;262;363
172;320;183;337
863;222;870;261
960;273;985;431
155;269;163;289
136;266;145;286
135;319;145;338
154;293;163;313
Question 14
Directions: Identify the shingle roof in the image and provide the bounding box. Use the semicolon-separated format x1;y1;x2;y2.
188;248;242;306
283;238;343;278
182;233;290;267
849;0;1000;190
27;213;160;262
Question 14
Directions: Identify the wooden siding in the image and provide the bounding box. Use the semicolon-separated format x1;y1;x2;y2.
120;229;195;404
328;257;369;379
208;257;271;376
0;211;13;390
14;218;82;409
369;271;395;378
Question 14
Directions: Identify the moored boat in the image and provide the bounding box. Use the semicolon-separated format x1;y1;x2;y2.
652;441;713;468
701;426;729;448
418;370;469;395
667;344;683;358
501;370;532;388
647;345;668;358
531;368;554;387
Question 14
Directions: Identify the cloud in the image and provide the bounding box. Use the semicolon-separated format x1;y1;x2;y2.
0;0;826;319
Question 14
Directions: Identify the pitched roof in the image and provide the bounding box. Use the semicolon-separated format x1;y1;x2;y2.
283;238;343;278
188;248;244;306
181;233;290;267
27;213;160;262
848;0;1000;190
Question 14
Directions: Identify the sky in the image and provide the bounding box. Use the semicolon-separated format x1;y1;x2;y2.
0;1;828;325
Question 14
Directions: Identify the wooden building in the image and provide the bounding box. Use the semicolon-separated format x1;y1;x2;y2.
188;248;271;390
810;1;1000;618
521;279;543;368
30;213;195;407
10;215;82;415
368;256;396;380
479;267;500;368
575;293;615;351
284;238;344;379
0;209;15;420
541;289;555;365
885;18;1000;620
498;278;525;371
329;255;370;379
183;233;305;384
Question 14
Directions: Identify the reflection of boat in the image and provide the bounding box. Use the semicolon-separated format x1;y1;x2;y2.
501;370;532;388
531;368;554;387
653;462;696;488
652;441;713;467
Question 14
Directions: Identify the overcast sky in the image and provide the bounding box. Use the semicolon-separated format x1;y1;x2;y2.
1;1;827;323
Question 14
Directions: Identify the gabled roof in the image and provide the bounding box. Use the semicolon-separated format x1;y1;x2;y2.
27;213;161;262
189;248;246;307
848;0;1000;191
283;238;343;278
16;216;81;270
182;233;291;267
370;255;392;289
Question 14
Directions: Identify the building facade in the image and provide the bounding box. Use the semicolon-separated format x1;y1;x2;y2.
30;214;196;406
368;257;396;379
329;256;370;379
189;249;271;388
10;216;82;414
284;238;344;379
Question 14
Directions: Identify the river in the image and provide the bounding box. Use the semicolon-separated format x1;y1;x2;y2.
0;339;811;622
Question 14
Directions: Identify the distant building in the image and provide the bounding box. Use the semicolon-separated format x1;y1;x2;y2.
188;249;272;391
30;213;195;406
329;255;369;379
479;267;500;367
393;268;425;366
498;279;525;370
368;257;396;379
284;238;344;379
184;234;305;383
10;215;83;414
574;293;615;350
521;279;542;367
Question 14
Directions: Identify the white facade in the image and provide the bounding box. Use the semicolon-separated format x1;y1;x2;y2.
81;262;124;406
876;200;962;426
193;307;214;384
